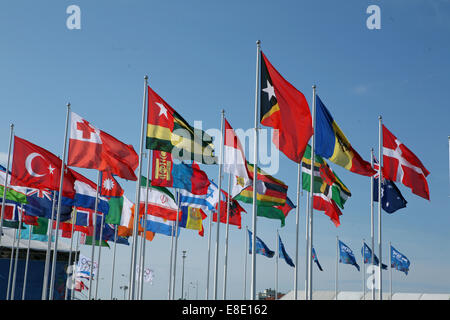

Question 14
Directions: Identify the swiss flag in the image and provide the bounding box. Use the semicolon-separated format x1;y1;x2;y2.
382;125;430;200
11;136;76;198
101;170;124;197
68;112;139;181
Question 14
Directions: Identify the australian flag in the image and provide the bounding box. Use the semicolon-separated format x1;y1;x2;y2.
373;157;407;214
24;188;73;222
361;242;388;270
248;230;274;258
391;245;410;275
278;235;295;267
339;240;360;271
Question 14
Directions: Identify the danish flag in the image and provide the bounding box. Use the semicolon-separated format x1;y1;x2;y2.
382;125;430;200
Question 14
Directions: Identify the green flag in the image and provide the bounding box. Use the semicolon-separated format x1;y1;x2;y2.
105;197;123;225
301;145;351;209
257;197;295;227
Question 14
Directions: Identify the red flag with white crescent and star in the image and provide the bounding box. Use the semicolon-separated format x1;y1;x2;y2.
10;136;76;198
100;170;124;197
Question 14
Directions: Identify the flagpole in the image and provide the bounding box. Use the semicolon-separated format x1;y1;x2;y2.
222;172;231;299
275;229;279;301
205;179;214;300
129;75;148;300
294;162;301;300
304;190;309;300
168;217;174;300
6;226;18;300
370;148;375;300
0;123;14;247
110;225;118;300
335;235;338;300
171;190;181;300
389;241;392;300
22;220;32;300
95;205;105;300
65;208;77;300
87;171;101;300
71;231;80;300
49;102;71;300
243;225;248;300
139;150;152;300
42;192;57;300
251;39;261;301
362;238;365;300
377;116;383;300
213;109;225;300
11;203;24;300
308;85;317;300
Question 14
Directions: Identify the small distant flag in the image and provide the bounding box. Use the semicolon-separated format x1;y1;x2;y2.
312;248;323;271
278;234;294;267
361;242;388;270
248;229;274;258
391;245;410;275
338;240;360;271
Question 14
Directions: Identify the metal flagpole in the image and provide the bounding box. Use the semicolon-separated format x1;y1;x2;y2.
335;236;339;300
168;219;174;300
49;102;71;300
129;75;148;300
87;171;101;300
251;39;261;301
222;173;231;299
213;109;225;300
275;230;279;300
389;241;392;300
6;226;18;300
22;219;32;300
304;191;309;300
243;225;248;300
95;206;105;300
378;116;383;300
362;238;366;300
370;148;375;300
0;123;14;247
171;191;181;300
294;163;301;300
11;203;24;300
71;231;80;300
307;85;317;300
139;150;152;300
42;191;57;300
110;226;118;300
64;208;77;300
205;190;213;300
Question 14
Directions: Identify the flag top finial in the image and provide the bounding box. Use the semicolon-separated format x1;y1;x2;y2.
144;75;148;80
378;115;382;120
312;84;316;89
10;123;14;129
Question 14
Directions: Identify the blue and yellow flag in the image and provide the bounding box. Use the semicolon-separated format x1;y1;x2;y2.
315;96;376;177
179;206;207;236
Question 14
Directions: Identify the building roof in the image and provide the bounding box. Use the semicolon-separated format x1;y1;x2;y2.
0;227;72;252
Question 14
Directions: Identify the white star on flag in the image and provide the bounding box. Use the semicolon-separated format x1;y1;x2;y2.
103;178;115;191
48;165;55;175
156;102;168;118
262;80;276;101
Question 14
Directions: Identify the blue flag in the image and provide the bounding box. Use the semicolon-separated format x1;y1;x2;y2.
312;248;323;271
24;188;73;222
339;240;360;271
278;235;294;267
391;245;410;275
361;242;388;270
248;230;274;258
373;157;407;214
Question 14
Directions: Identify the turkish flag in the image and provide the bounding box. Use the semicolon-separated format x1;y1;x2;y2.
11;136;76;198
68;112;138;181
382;125;430;200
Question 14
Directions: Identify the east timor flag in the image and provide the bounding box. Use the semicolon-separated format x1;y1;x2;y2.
260;51;313;163
147;85;216;164
315;95;376;177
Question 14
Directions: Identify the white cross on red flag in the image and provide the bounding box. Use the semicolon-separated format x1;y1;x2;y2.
382;124;430;200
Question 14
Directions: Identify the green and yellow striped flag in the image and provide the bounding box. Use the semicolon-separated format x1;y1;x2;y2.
147;85;216;164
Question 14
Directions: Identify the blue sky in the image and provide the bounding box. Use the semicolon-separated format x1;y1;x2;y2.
0;0;449;299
